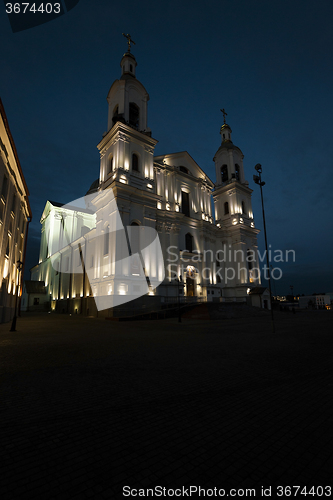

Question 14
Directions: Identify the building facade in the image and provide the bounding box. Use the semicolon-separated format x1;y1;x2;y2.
0;99;32;323
30;49;261;316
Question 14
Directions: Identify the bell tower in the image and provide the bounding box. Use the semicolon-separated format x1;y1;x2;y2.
97;35;157;191
213;112;261;292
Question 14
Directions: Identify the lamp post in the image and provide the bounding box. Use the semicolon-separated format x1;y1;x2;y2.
177;276;182;323
253;164;275;333
10;260;23;332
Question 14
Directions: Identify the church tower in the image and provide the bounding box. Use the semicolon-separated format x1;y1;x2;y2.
213;112;261;292
97;35;157;193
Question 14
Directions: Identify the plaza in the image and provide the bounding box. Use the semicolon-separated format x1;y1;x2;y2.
0;309;332;498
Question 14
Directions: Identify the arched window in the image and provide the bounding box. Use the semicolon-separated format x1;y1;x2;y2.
130;64;133;72
185;233;194;253
129;102;139;129
241;201;246;214
235;164;240;181
179;166;189;174
132;153;139;172
104;225;109;255
221;165;228;183
224;201;229;215
181;190;190;217
247;249;254;270
107;154;113;175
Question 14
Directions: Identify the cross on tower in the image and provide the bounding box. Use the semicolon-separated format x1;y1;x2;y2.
220;108;228;124
122;33;136;52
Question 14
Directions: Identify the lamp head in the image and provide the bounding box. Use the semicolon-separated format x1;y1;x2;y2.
254;163;262;173
253;174;260;184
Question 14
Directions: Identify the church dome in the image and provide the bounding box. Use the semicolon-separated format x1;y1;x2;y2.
86;178;99;195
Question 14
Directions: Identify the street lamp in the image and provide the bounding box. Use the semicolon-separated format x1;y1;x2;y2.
177;275;182;323
10;260;23;332
253;164;275;333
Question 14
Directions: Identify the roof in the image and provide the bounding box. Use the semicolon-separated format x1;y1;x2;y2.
24;281;47;294
215;141;242;153
154;151;214;188
249;286;269;295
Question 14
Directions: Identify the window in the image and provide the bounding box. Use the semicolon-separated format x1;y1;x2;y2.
129;102;139;129
132;153;139;172
5;238;10;258
108;154;113;174
181;191;190;217
179;166;189;174
104;225;109;255
221;165;228;183
33;297;40;306
235;164;240;181
1;175;8;200
185;233;194;253
130;64;133;72
242;201;246;214
247;249;254;270
224;201;229;215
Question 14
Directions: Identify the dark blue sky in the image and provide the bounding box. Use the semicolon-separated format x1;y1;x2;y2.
1;0;332;295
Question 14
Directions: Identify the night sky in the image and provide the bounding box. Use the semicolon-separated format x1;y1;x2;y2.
1;0;332;295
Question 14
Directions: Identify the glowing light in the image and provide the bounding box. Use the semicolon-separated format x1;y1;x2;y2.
217;223;221;228
118;283;128;295
247;288;251;294
202;213;205;220
166;203;170;211
240;218;243;224
119;176;127;184
175;204;179;212
232;219;238;225
157;202;162;210
251;222;255;228
147;183;153;189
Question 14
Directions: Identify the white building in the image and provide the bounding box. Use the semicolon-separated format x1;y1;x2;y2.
0;99;32;323
298;295;331;310
29;47;261;317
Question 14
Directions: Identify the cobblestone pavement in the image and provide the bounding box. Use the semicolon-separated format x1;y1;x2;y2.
0;311;332;498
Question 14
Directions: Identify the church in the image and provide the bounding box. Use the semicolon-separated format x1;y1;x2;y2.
28;39;261;316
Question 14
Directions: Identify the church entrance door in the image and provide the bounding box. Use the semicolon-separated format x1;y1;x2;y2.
186;277;195;297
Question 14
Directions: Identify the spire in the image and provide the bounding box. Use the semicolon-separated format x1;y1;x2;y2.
220;108;232;144
120;33;137;78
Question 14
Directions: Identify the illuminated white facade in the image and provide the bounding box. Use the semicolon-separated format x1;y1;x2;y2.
30;50;260;315
0;99;31;323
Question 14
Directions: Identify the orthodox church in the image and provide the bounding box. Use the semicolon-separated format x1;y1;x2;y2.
29;41;261;316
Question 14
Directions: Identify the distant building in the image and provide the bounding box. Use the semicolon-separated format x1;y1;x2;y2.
248;286;271;309
21;280;47;312
0;99;32;323
298;295;330;310
30;47;263;317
